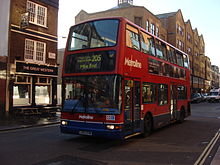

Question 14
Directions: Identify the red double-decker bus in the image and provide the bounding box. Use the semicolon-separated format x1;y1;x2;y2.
60;17;191;139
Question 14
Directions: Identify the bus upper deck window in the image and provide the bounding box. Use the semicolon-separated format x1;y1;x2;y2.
176;51;184;67
167;46;177;64
183;54;189;68
155;40;167;60
140;31;155;56
126;24;140;51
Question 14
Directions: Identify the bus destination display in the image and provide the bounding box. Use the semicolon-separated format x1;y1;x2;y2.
65;50;116;73
76;54;101;71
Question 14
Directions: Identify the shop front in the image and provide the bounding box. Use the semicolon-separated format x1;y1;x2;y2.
10;61;59;115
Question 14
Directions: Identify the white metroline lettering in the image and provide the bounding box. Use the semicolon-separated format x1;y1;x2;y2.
124;57;142;68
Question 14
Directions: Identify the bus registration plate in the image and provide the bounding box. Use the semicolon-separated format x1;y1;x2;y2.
79;131;92;136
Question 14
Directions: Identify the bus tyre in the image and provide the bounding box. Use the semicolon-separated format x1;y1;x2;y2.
178;109;185;124
142;114;153;137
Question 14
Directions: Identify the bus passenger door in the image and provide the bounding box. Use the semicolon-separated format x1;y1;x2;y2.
170;85;177;120
123;79;141;136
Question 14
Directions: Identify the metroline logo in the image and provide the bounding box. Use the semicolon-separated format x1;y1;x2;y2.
124;56;142;69
79;115;94;120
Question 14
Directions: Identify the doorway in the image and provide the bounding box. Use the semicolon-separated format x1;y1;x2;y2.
123;78;141;135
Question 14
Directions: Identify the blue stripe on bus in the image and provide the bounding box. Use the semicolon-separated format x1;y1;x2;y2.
60;120;123;139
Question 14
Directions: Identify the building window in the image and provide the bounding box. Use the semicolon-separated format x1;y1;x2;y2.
156;26;159;37
176;24;179;33
25;39;46;63
134;17;142;27
187;47;192;55
27;1;47;27
177;40;184;51
146;20;149;32
187;33;192;42
13;76;32;106
176;24;184;36
150;23;155;35
35;77;51;105
195;40;198;47
179;26;184;36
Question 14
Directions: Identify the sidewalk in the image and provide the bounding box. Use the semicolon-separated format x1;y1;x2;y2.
0;112;60;132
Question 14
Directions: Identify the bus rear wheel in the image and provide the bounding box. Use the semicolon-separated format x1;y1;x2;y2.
142;114;153;137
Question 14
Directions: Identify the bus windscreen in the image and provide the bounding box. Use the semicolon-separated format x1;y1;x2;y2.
63;75;121;114
68;19;119;51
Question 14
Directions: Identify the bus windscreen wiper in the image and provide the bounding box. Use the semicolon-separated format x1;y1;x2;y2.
71;96;85;114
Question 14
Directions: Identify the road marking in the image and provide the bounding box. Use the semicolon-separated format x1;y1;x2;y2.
194;128;220;165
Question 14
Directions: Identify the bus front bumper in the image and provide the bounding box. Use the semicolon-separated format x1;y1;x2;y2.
60;120;123;139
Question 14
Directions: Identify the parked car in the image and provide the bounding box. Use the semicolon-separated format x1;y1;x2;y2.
191;93;203;103
200;93;208;102
206;89;220;103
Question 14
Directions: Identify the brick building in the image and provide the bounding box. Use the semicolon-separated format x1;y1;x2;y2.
0;0;59;117
75;1;167;41
211;65;220;89
75;0;212;93
157;10;211;93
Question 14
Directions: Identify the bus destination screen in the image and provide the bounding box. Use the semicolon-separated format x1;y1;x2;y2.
65;50;116;73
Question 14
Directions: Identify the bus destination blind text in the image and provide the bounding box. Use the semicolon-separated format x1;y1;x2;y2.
76;54;101;71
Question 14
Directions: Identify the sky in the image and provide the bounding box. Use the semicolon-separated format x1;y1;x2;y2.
58;0;220;68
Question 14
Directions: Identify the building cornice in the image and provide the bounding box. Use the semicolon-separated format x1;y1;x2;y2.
10;24;58;43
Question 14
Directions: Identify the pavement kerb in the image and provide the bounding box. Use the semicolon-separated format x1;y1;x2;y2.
0;121;60;132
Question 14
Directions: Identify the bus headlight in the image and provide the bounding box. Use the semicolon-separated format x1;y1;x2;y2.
106;125;115;130
106;125;122;130
61;120;68;125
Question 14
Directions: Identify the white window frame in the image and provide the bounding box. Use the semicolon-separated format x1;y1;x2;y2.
24;39;46;63
156;26;159;37
13;75;32;106
150;23;155;35
35;77;52;105
187;47;191;55
146;20;149;32
27;1;47;27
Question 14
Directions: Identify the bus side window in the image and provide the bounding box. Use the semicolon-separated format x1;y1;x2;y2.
167;46;177;64
140;32;148;53
158;84;168;105
140;31;155;56
155;40;167;60
126;24;140;51
149;38;156;56
176;51;184;67
178;86;187;100
162;43;167;60
142;82;156;103
155;40;162;59
183;54;189;68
